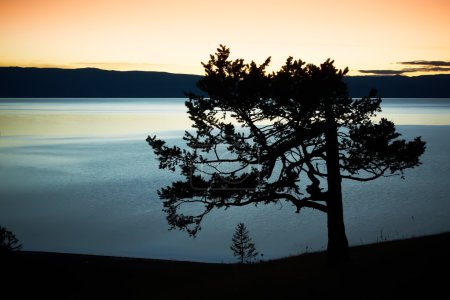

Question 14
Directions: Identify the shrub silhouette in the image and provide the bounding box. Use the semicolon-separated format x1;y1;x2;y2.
0;226;22;252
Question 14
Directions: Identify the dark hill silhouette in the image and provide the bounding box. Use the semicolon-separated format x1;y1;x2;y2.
1;67;449;98
0;67;202;98
344;74;450;98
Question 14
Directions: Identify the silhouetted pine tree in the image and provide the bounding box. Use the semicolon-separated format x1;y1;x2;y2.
148;45;426;263
230;223;258;264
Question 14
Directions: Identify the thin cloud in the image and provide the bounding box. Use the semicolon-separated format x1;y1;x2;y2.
358;69;405;75
74;62;170;68
398;60;450;67
399;67;450;73
358;63;450;76
420;66;450;72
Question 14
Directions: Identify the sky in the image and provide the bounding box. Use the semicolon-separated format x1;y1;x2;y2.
1;0;450;76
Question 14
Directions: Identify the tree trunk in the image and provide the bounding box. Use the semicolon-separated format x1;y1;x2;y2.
326;187;349;263
325;102;349;263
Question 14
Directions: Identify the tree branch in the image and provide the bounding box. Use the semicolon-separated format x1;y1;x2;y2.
273;193;328;213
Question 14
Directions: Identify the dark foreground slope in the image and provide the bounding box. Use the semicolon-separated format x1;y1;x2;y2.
3;232;450;299
1;67;450;98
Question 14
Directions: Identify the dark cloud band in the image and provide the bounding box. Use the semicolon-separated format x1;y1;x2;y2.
398;60;450;67
358;70;405;75
359;60;450;75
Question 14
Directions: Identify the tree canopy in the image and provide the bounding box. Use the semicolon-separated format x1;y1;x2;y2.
147;45;425;259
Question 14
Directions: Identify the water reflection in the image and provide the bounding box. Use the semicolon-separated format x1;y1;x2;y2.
378;98;450;125
0;98;190;137
1;98;450;261
0;98;449;139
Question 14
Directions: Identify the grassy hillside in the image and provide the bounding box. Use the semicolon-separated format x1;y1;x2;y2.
3;232;450;299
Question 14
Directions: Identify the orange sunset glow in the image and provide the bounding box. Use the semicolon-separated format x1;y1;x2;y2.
1;0;450;75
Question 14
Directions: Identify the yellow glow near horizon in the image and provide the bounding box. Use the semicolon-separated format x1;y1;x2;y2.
1;0;450;76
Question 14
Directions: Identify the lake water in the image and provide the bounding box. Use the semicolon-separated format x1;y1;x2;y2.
1;98;450;262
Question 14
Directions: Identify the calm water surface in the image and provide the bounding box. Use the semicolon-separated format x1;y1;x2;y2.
0;98;449;262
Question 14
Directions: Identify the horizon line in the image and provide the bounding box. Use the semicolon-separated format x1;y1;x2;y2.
0;65;450;77
2;65;450;77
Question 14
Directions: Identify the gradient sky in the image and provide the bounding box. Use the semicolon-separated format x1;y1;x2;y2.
1;0;450;75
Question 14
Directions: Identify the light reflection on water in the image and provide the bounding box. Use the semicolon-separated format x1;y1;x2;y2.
0;98;190;137
0;98;450;262
0;98;449;137
378;98;450;125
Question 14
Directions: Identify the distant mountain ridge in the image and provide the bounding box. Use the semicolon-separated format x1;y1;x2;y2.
0;67;201;98
344;74;450;98
1;67;449;98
